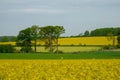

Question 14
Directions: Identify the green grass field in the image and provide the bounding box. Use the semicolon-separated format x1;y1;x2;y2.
0;51;120;59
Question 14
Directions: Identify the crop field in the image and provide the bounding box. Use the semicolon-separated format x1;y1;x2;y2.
35;46;102;52
58;36;118;46
0;36;118;46
15;46;102;53
0;60;120;80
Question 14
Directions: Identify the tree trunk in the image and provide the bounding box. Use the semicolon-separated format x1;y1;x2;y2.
113;36;115;47
34;39;37;52
49;37;53;53
56;38;58;54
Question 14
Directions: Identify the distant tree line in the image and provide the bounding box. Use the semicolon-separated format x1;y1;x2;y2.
1;27;120;53
70;27;120;48
0;25;65;53
90;27;120;36
70;27;120;37
86;27;120;48
0;36;16;42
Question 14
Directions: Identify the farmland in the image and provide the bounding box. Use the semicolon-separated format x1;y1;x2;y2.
0;36;118;46
0;60;120;80
0;36;120;80
0;36;118;52
27;46;101;53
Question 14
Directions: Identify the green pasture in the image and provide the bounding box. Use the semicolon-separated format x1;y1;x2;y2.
0;51;120;59
16;46;102;53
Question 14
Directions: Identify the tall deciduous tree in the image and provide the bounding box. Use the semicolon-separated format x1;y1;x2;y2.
39;25;65;53
84;30;89;36
107;33;115;47
17;28;32;53
31;25;40;52
54;26;65;53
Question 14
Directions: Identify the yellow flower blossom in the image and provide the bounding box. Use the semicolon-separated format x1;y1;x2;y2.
0;60;120;80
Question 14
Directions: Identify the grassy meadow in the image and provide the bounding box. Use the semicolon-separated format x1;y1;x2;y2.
0;51;120;59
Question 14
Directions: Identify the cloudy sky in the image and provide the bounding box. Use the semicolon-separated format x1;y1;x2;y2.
0;0;120;36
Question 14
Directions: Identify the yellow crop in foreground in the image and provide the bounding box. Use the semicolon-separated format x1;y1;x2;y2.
0;60;120;80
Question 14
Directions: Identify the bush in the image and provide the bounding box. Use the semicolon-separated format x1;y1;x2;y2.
20;47;33;53
54;50;63;53
117;44;120;48
0;45;15;53
103;45;111;50
117;36;120;48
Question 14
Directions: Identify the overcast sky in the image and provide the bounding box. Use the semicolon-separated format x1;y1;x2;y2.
0;0;120;36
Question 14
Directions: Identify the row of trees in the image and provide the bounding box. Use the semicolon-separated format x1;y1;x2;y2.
73;27;120;37
0;36;16;42
90;27;120;36
16;25;65;53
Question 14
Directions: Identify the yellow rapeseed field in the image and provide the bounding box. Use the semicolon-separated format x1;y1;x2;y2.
0;36;118;46
58;36;118;46
0;42;16;46
0;60;120;80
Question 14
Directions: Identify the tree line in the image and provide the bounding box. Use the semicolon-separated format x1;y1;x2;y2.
16;25;65;53
0;36;16;42
69;27;120;37
0;27;120;53
90;27;120;36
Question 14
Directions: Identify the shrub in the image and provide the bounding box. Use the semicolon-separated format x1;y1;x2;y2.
117;35;120;48
20;47;33;53
0;44;15;53
117;44;120;48
103;45;111;50
54;50;63;53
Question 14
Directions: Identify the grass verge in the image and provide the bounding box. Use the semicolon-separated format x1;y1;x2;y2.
0;51;120;59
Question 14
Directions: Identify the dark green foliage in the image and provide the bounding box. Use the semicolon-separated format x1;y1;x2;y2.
0;36;16;42
90;27;120;36
10;36;17;41
16;28;32;53
117;35;120;48
103;45;112;49
31;25;40;52
0;45;15;53
39;25;65;53
84;30;89;36
117;35;120;43
20;47;32;53
117;44;120;48
1;36;9;42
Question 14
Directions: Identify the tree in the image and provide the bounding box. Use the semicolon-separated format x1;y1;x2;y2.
84;30;89;36
90;27;120;36
10;36;17;42
39;25;65;53
54;26;65;53
1;36;9;42
107;32;116;47
117;35;120;48
16;28;32;53
0;44;15;53
31;25;40;52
